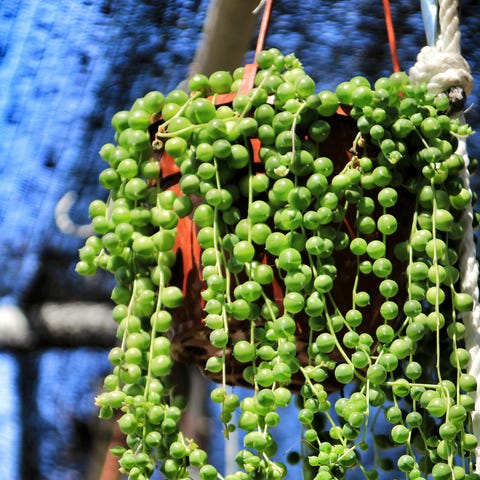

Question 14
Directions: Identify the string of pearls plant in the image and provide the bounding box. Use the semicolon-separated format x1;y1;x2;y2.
77;49;479;480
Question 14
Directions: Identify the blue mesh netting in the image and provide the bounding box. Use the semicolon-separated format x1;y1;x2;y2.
0;0;210;306
30;348;111;479
1;0;479;478
0;354;20;478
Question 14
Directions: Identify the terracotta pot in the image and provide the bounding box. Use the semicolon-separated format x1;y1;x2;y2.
149;94;413;391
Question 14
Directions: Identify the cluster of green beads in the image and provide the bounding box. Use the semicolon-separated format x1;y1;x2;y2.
77;46;478;480
77;87;216;479
343;72;478;480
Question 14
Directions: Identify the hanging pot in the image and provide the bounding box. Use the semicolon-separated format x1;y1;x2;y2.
148;87;414;390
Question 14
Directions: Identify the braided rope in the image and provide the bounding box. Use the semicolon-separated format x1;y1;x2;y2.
457;135;480;470
411;0;479;469
437;0;461;52
410;0;473;95
440;0;480;468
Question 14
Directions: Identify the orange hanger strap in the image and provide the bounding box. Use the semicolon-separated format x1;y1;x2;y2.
239;0;274;95
238;63;258;95
255;0;274;58
383;0;401;72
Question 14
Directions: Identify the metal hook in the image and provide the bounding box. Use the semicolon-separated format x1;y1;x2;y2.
420;0;439;46
252;0;266;14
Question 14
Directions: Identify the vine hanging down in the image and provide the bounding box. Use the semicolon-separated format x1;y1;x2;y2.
77;49;479;480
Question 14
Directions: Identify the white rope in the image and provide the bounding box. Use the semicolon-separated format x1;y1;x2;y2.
437;0;461;53
409;0;473;95
457;132;480;469
410;0;480;470
441;0;480;468
409;46;472;95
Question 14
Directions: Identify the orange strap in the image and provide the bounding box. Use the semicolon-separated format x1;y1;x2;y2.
383;0;401;72
242;0;400;93
239;0;274;94
254;0;274;58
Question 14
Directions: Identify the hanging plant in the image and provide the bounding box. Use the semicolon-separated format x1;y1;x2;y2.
76;6;479;480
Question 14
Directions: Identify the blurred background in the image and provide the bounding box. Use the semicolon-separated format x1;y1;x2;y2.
0;0;479;478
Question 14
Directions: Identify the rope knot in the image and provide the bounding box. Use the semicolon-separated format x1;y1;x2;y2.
409;44;473;97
